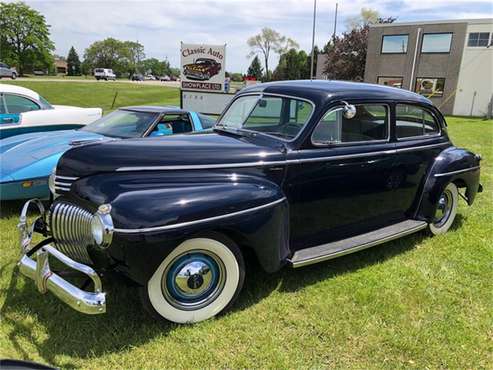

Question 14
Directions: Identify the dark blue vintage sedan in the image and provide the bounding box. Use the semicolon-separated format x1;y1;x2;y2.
17;80;482;323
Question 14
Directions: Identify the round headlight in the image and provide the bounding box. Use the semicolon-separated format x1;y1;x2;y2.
48;168;56;195
90;204;114;248
91;215;104;246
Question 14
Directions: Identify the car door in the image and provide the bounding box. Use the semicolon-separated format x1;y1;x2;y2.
3;93;41;124
286;102;400;250
391;103;448;217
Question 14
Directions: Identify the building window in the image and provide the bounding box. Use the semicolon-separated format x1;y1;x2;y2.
381;35;408;53
415;78;445;98
421;33;453;53
377;76;404;88
396;104;440;139
468;32;491;47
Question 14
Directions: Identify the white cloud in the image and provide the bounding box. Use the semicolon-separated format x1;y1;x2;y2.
9;0;493;72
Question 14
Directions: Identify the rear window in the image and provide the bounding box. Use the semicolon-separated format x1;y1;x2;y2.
396;104;440;138
94;69;104;73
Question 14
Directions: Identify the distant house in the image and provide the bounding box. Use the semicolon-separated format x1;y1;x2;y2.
364;18;493;116
55;58;68;74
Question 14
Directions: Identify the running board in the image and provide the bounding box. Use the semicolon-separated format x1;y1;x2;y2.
288;220;428;268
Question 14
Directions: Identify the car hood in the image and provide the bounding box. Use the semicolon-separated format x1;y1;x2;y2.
56;132;287;178
0;130;108;181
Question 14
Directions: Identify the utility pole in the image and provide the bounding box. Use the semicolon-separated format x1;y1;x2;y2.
310;0;317;80
333;3;338;40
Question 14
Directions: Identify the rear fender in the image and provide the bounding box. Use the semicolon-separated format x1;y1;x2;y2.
416;146;481;221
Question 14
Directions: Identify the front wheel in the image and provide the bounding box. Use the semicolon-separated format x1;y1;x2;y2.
141;236;245;324
11;72;17;80
429;183;458;235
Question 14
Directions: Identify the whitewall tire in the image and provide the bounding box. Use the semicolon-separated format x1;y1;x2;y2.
429;183;459;235
142;236;244;324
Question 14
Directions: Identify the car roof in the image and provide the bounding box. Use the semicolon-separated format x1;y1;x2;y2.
240;80;432;105
0;83;41;101
120;105;188;114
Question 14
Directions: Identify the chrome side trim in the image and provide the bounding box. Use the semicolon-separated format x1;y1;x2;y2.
115;142;450;172
290;222;428;268
116;160;288;171
115;197;286;234
55;175;79;181
434;166;480;177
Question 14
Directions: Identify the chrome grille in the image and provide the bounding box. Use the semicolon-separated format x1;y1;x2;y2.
50;201;93;264
54;175;78;195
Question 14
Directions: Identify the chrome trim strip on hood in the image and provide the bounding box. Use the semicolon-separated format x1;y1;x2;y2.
114;142;450;172
114;197;286;234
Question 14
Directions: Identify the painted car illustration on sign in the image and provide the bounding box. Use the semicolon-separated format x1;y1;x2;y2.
183;58;222;80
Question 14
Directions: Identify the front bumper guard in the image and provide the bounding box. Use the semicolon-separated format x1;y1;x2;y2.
17;199;106;315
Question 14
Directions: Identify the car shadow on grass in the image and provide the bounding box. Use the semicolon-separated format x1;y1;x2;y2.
0;215;464;367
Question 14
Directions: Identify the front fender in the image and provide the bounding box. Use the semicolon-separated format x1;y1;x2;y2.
70;170;289;282
416;146;481;221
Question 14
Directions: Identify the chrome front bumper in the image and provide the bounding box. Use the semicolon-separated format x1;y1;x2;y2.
17;199;106;315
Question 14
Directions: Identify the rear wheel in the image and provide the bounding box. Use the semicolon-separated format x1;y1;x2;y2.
429;183;458;235
141;236;245;323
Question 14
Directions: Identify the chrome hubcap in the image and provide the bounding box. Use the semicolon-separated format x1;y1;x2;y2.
433;189;453;227
162;251;226;310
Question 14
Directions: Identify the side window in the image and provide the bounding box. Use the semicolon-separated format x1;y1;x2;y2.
312;104;389;145
197;113;216;129
4;94;40;114
159;114;192;134
396;104;440;139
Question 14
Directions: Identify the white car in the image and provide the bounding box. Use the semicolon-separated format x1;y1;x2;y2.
94;68;116;81
0;84;102;139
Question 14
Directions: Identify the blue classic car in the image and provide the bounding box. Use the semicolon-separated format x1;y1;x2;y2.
0;106;214;200
16;81;482;324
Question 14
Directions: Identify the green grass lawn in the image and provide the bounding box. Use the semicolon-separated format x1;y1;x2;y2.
0;82;492;368
1;80;179;114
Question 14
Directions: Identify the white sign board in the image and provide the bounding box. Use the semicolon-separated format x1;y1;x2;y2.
180;43;226;92
181;90;235;115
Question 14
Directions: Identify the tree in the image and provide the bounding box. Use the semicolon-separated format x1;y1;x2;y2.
0;2;55;75
122;41;145;75
247;55;263;80
323;9;395;81
82;38;145;77
247;28;298;81
140;58;170;76
66;46;81;76
273;49;309;81
345;8;380;30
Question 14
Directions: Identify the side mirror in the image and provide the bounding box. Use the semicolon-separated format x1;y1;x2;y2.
343;104;357;119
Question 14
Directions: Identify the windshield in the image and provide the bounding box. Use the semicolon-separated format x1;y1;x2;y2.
217;94;313;140
81;110;158;138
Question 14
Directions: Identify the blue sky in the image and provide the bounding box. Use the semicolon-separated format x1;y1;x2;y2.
13;0;493;72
